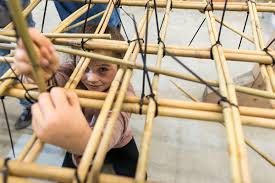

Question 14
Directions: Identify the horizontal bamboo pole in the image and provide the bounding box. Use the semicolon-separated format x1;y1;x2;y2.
170;80;199;102
0;158;158;183
56;0;275;12
0;31;111;39
53;38;275;64
12;83;275;120
4;87;275;129
2;34;275;65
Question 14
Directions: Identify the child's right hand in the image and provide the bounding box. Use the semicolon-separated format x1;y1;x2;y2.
14;28;59;81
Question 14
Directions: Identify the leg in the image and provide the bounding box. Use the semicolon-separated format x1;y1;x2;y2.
106;138;142;177
62;152;77;168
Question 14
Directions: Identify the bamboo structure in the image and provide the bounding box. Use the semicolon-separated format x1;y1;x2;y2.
0;0;275;183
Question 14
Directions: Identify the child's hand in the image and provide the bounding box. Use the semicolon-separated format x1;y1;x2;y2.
14;28;59;81
32;87;91;155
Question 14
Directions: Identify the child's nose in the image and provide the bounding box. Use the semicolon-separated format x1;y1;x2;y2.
86;72;99;83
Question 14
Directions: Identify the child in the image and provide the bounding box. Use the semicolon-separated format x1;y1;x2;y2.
14;26;139;177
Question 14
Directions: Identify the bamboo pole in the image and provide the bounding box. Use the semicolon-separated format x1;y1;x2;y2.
87;7;154;183
5;0;49;165
75;5;152;183
136;1;172;182
67;5;121;182
64;57;88;89
205;6;246;183
56;0;275;12
11;83;275;120
6;0;46;91
0;31;111;39
249;1;275;108
63;11;105;32
14;2;100;163
2;34;275;64
0;158;160;183
170;80;199;102
4;87;275;129
213;15;254;44
53;3;95;33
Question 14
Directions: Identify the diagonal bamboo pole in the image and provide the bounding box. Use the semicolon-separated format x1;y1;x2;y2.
62;11;105;32
16;2;102;163
248;1;275;108
6;0;47;91
0;31;111;39
75;9;152;183
170;80;200;102
213;15;254;44
87;9;154;183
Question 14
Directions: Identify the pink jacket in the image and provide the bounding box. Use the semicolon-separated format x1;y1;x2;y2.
52;61;135;152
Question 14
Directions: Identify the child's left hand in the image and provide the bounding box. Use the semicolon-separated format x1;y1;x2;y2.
32;87;91;155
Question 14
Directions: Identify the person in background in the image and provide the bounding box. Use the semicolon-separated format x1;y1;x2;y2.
0;0;35;130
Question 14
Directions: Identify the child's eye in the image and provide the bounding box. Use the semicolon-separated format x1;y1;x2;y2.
85;67;90;73
98;67;108;73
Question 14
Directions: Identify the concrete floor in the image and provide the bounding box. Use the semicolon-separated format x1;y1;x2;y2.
1;1;275;183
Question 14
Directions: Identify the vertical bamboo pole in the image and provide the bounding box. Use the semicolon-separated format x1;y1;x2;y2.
135;1;171;182
248;1;275;106
205;2;251;182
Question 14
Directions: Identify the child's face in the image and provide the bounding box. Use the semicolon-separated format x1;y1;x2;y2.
80;50;118;92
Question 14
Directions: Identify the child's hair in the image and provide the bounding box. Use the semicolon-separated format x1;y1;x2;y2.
78;24;125;59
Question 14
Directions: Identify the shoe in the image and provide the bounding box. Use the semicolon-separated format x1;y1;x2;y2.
15;108;32;130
